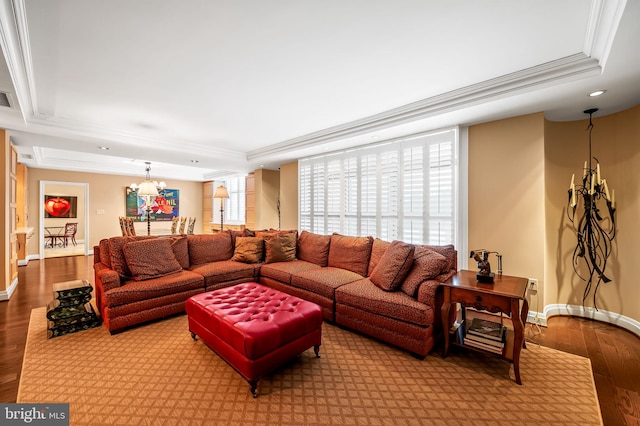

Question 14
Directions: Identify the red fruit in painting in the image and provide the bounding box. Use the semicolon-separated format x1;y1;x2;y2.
45;197;71;217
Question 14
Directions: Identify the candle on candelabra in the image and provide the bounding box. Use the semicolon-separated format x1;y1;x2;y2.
597;163;601;184
612;189;615;208
571;183;576;207
570;173;575;188
590;174;595;194
583;160;587;177
603;179;610;200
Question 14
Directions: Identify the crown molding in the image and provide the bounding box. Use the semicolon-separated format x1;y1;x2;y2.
247;53;601;161
0;0;34;121
584;0;628;67
27;113;247;162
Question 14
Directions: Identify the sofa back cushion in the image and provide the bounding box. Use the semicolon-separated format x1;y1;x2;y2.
367;238;392;276
297;231;331;267
369;240;415;291
170;235;190;269
231;237;264;263
123;238;183;281
328;234;373;276
108;235;158;278
400;246;450;297
99;239;111;267
187;232;233;265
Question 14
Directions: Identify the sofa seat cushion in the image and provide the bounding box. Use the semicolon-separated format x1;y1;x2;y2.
260;260;322;284
189;260;256;287
104;270;204;307
291;267;364;300
335;278;434;327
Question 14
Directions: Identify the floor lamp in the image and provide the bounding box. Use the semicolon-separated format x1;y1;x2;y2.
214;185;230;231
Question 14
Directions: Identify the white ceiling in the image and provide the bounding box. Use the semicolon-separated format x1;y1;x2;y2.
0;0;638;181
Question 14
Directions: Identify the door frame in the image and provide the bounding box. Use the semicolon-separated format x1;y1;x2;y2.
39;181;90;258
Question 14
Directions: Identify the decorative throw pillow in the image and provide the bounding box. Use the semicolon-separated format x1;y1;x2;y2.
297;231;331;267
264;232;297;263
187;232;233;265
108;235;157;278
232;237;265;263
370;240;415;291
327;234;373;276
367;238;392;276
170;235;190;269
400;247;450;297
123;238;183;281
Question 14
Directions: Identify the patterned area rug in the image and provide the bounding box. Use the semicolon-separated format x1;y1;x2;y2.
19;307;602;425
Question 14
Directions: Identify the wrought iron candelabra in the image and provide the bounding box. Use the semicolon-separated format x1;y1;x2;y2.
567;108;616;309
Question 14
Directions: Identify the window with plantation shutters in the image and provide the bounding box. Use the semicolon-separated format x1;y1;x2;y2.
299;128;458;245
213;175;246;224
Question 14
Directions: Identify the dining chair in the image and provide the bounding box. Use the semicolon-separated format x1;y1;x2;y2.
171;216;179;235
126;218;136;236
179;217;187;234
119;217;128;236
187;217;196;235
62;223;78;247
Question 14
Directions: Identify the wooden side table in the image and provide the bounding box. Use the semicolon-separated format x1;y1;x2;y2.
441;270;529;384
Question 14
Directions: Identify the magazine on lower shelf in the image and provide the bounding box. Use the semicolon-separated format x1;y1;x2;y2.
464;328;506;348
466;317;505;342
463;337;504;354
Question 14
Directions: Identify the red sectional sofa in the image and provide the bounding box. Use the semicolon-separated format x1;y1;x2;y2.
93;230;456;357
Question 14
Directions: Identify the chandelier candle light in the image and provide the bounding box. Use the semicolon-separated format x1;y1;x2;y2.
567;108;616;309
130;162;166;236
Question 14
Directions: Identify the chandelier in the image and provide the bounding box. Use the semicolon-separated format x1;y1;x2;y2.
130;162;166;235
567;108;616;309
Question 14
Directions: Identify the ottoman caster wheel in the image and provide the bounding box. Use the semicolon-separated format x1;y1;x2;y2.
190;331;197;341
314;344;321;358
249;381;258;398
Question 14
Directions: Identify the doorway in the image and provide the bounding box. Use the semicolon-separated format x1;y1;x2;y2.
39;181;90;259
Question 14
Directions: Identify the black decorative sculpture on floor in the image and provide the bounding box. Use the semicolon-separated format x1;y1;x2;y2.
567;108;616;309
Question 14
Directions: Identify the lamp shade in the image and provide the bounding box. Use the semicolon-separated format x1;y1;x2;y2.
214;185;230;199
137;181;160;196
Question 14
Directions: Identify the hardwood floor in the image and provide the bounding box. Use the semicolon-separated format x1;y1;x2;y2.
1;256;639;425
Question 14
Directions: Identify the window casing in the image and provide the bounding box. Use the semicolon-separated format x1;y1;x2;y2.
299;128;458;246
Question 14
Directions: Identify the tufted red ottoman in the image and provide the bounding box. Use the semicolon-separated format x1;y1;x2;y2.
185;282;322;397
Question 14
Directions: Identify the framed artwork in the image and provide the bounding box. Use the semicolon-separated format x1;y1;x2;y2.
44;195;78;218
126;188;179;221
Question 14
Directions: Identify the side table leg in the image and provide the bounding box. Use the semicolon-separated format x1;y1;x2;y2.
511;298;524;385
441;291;452;357
520;298;530;350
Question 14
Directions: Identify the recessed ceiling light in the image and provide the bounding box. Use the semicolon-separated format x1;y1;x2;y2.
190;160;199;163
589;90;606;97
98;146;109;150
372;135;379;140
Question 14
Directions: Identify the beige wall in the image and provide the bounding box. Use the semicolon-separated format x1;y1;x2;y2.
468;113;547;309
279;161;298;230
1;130;10;293
469;105;640;325
254;169;280;229
544;105;640;323
26;168;203;255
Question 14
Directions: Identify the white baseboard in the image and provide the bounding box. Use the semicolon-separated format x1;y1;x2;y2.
527;304;640;337
0;277;19;301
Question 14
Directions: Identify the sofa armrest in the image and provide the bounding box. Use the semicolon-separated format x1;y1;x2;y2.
416;280;446;335
96;268;121;293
